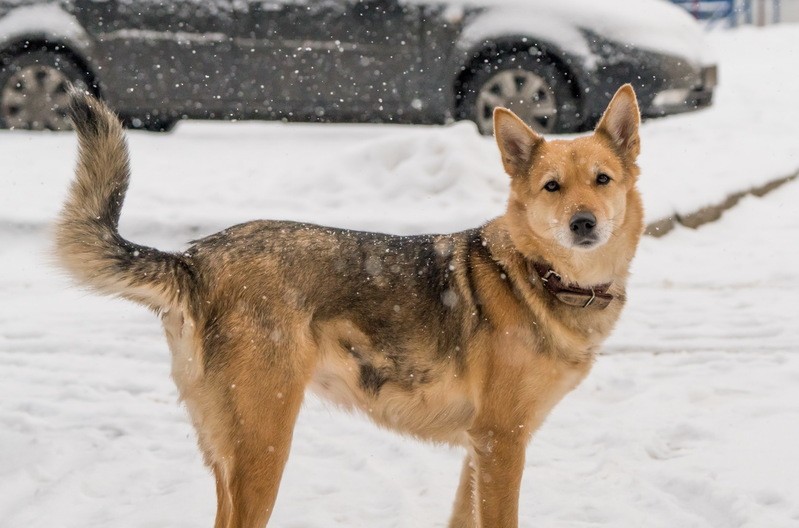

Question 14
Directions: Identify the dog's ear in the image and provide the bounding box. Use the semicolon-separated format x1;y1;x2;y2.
595;84;640;161
494;108;543;178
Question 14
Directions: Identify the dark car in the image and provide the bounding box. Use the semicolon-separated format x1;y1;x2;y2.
0;0;716;134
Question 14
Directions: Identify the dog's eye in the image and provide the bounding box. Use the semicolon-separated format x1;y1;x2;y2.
596;173;611;185
543;181;560;192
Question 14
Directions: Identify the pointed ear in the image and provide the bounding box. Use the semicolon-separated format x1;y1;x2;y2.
494;107;543;178
595;84;640;161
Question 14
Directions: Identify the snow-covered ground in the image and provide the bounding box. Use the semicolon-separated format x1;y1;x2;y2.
1;25;798;528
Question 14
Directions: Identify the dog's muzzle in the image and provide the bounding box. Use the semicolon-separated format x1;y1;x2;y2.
570;211;598;247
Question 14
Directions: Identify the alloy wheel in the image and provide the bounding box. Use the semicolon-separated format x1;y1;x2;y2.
475;69;558;135
1;65;75;130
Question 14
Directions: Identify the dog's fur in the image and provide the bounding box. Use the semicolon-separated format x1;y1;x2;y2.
55;85;643;528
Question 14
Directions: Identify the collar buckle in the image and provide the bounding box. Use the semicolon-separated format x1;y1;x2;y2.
541;269;561;283
530;261;613;310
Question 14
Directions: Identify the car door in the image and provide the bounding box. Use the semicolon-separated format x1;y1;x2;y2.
73;0;240;118
239;0;423;121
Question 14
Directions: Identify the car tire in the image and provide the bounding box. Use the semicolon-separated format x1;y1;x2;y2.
0;50;93;131
143;119;177;133
457;50;580;135
122;116;178;133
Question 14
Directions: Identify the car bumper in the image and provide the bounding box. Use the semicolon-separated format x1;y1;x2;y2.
642;65;716;117
577;32;717;125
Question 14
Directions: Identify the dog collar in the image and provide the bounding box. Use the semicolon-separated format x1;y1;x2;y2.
528;262;613;309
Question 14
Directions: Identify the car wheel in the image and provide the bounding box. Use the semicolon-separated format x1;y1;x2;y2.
142;119;177;133
122;115;178;133
458;51;579;135
0;50;92;131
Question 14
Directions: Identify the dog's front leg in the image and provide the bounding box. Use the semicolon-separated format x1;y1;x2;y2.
448;454;478;528
470;430;526;528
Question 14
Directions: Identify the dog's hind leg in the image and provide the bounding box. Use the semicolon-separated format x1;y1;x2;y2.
205;332;314;528
223;378;305;528
448;453;478;528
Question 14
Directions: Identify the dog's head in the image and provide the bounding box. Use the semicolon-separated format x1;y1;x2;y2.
495;84;642;259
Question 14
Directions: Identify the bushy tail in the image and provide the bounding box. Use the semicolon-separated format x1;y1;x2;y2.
54;90;192;311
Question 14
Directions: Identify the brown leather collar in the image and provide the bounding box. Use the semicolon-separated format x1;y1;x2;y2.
528;261;613;309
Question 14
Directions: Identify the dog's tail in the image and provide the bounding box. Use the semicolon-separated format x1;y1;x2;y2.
54;90;192;312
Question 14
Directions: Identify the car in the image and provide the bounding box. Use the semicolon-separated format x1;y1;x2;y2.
0;0;717;134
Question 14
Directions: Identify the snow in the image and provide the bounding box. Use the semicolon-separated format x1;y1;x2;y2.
0;4;90;50
456;9;594;65
1;24;798;528
99;29;229;44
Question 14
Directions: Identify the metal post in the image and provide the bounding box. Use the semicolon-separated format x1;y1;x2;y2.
756;0;766;25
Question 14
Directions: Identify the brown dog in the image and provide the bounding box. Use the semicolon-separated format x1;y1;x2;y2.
55;84;643;528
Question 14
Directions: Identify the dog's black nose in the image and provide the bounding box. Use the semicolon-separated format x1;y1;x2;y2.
570;212;597;237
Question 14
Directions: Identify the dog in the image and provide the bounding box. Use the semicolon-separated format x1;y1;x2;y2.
54;84;643;528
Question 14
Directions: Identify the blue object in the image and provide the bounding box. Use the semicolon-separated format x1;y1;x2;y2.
670;0;781;28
